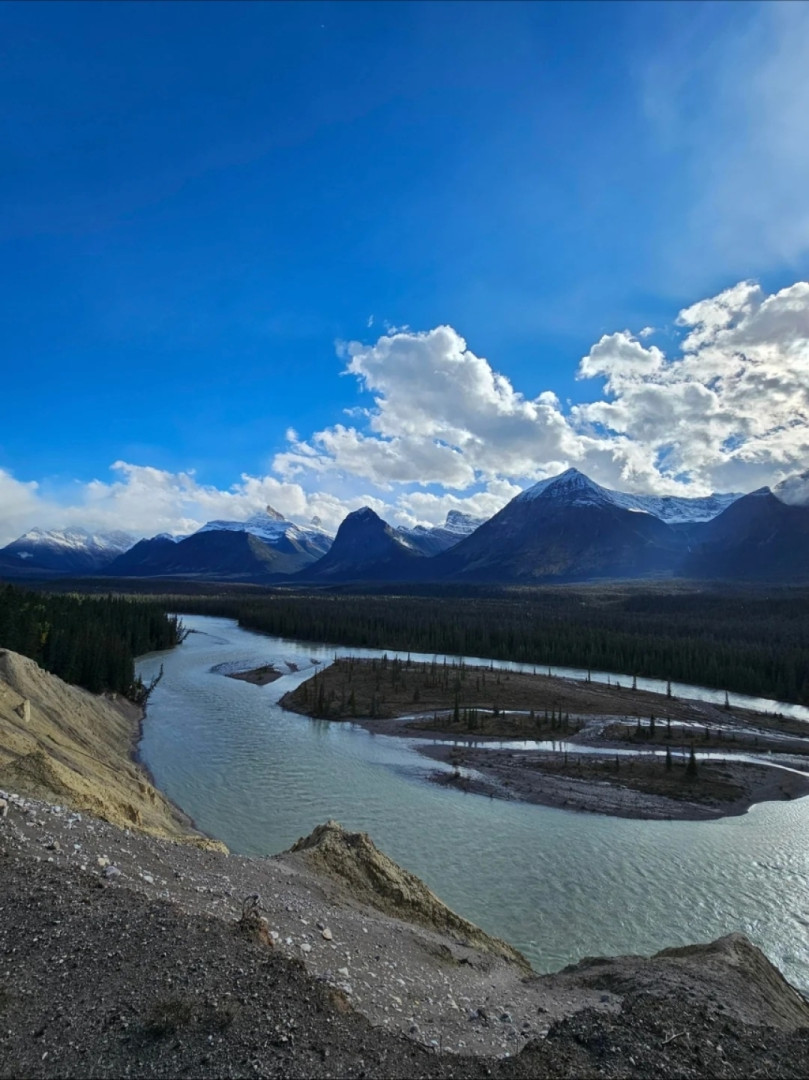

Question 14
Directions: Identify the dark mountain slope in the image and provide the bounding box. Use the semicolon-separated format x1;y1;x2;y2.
106;530;306;580
682;488;809;581
434;469;684;583
297;507;425;582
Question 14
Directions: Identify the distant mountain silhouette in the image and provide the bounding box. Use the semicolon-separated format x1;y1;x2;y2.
296;507;424;582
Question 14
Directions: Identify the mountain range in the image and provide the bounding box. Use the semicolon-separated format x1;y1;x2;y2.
2;469;808;585
0;527;137;578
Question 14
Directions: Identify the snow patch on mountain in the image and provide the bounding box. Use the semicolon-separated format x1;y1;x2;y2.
10;527;138;556
773;470;809;507
398;510;485;556
517;468;741;523
196;505;333;551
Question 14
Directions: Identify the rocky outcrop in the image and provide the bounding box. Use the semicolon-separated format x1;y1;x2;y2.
551;933;809;1031
288;820;529;969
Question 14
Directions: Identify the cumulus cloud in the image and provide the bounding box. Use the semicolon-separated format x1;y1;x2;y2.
574;280;809;492
0;462;385;547
275;326;581;488
394;479;524;528
3;278;809;546
276;278;809;504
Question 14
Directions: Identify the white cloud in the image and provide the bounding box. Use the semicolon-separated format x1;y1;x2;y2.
3;278;809;548
573;280;809;492
394;480;524;528
0;462;382;547
0;470;47;542
275;326;581;487
276;278;809;502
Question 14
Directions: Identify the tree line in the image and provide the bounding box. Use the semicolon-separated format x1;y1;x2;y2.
0;583;183;700
165;583;809;705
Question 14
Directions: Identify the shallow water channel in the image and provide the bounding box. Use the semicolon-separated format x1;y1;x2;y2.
137;614;809;993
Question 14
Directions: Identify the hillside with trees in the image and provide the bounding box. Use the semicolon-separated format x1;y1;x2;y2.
0;584;183;700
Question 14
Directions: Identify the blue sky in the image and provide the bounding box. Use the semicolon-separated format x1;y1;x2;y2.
2;0;809;542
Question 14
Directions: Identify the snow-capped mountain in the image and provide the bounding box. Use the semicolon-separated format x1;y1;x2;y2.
437;468;684;583
196;505;332;556
773;469;809;507
0;527;138;577
517;469;741;523
398;510;485;556
105;507;332;580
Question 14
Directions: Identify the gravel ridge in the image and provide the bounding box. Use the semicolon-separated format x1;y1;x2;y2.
3;790;809;1078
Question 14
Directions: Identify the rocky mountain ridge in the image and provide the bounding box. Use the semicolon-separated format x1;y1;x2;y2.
3;468;809;584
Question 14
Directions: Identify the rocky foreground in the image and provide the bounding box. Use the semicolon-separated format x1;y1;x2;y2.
3;797;809;1078
2;649;809;1077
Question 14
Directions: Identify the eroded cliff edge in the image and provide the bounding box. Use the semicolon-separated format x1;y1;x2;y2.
1;649;808;1077
0;648;220;847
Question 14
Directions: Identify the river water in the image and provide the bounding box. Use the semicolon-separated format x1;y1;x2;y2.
137;614;809;992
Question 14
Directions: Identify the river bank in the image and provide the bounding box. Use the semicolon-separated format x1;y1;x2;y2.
3;634;809;1075
279;657;809;821
421;743;809;821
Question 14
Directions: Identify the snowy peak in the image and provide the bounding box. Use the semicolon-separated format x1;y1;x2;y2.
516;469;741;524
773;470;809;507
517;468;614;508
443;510;485;535
397;510;484;556
196;507;332;552
13;527;137;554
0;526;139;576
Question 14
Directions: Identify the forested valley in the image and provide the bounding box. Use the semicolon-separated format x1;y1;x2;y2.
0;584;183;700
6;578;808;705
164;583;809;705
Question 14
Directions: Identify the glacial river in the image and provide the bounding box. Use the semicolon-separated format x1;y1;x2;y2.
137;614;809;992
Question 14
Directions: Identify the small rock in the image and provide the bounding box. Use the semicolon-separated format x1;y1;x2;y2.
321;928;333;941
97;856;110;868
300;943;312;954
337;967;350;978
103;865;122;881
142;873;154;885
0;798;8;819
